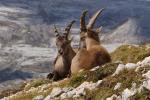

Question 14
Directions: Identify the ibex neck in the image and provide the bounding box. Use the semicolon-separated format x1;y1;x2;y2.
62;46;75;69
86;37;100;50
62;46;75;58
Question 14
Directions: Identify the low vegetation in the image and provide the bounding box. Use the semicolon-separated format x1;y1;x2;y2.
111;44;150;63
2;44;150;100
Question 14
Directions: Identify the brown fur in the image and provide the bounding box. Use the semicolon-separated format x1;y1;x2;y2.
71;9;111;74
47;21;76;81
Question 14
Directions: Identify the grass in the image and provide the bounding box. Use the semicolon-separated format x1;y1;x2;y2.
24;78;51;90
111;44;150;63
6;44;150;100
85;68;144;100
69;63;118;87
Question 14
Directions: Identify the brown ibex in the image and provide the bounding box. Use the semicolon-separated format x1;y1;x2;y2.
47;21;76;81
71;9;111;74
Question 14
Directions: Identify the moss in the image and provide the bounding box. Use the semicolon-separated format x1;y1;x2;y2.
86;87;114;100
85;68;144;100
103;69;143;93
10;91;38;100
69;71;87;87
24;78;51;90
111;44;150;63
10;86;53;100
69;63;118;87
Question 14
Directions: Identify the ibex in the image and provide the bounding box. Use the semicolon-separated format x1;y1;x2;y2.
71;9;111;74
47;21;76;81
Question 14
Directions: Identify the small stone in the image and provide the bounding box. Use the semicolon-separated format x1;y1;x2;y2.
142;80;150;90
90;66;99;71
112;64;125;76
60;93;68;99
142;71;150;79
106;94;118;100
76;88;86;96
73;94;80;98
33;95;44;100
114;83;121;90
50;87;64;97
44;95;52;100
1;97;9;100
125;63;137;70
67;91;74;98
96;80;103;87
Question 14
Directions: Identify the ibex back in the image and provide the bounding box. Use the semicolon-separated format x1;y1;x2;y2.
71;9;111;74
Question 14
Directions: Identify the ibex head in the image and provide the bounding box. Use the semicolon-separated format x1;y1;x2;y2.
80;9;104;48
54;21;75;55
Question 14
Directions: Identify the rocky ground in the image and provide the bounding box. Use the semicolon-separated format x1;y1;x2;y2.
0;0;150;99
1;44;150;100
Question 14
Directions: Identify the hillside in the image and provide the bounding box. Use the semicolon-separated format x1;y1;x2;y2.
1;44;150;100
0;0;150;99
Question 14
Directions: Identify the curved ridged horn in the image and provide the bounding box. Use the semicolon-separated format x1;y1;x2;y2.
64;20;75;39
54;25;60;37
87;8;104;29
80;10;88;32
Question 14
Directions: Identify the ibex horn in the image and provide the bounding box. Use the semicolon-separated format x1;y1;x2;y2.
80;10;88;32
54;25;60;37
64;20;75;39
87;8;104;29
96;26;103;33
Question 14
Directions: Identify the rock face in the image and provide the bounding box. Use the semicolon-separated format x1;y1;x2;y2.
44;80;103;100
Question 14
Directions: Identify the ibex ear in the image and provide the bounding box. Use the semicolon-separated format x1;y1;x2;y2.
96;26;103;33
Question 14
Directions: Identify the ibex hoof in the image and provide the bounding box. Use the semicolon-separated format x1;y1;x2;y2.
47;73;54;79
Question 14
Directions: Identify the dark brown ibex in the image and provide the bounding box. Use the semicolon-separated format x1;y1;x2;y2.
71;9;111;74
47;21;76;81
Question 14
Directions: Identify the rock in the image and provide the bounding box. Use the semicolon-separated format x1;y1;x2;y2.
50;87;64;97
106;94;118;100
114;83;121;90
73;94;80;98
142;71;150;79
0;97;9;100
90;66;99;71
122;88;136;100
121;83;137;100
96;80;103;87
112;64;125;76
75;88;86;96
33;95;44;100
60;93;68;99
67;90;76;98
136;56;150;71
44;95;51;100
142;80;150;90
125;63;137;70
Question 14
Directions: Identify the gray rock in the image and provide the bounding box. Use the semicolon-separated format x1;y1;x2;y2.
44;95;52;100
50;87;64;97
33;95;44;100
60;93;68;100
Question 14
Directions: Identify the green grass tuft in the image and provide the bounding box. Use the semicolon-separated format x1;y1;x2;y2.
111;44;150;63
